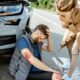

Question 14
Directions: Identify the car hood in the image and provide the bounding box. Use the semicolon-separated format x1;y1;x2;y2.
0;0;28;2
0;0;29;6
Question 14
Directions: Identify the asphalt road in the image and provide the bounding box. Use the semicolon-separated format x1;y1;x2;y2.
0;56;14;80
30;8;68;58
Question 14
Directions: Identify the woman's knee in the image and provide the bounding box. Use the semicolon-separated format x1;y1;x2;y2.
76;32;80;50
76;32;80;40
71;41;79;55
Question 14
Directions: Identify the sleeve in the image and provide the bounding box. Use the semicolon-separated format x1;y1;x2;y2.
17;37;29;52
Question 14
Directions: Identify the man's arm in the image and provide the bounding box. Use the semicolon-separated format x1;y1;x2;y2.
21;48;59;73
42;29;52;52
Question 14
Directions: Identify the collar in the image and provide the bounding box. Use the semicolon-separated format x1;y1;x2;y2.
25;32;35;44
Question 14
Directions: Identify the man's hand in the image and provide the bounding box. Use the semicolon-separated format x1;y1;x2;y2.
42;29;52;52
46;29;51;38
46;29;52;52
52;72;63;80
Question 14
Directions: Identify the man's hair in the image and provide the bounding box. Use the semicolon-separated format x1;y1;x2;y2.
34;24;49;38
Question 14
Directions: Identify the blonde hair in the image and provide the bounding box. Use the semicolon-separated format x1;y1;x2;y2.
56;0;77;11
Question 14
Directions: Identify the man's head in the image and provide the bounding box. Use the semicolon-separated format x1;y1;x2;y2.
56;0;77;11
32;24;49;43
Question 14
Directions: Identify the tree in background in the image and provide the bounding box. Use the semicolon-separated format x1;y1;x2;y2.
30;0;55;10
38;0;54;9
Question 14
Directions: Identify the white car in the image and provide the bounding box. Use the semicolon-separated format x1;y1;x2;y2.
0;0;31;55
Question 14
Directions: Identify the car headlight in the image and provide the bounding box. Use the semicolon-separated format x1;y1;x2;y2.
0;4;22;16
